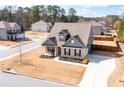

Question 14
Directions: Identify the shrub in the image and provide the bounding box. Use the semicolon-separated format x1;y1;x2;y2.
82;59;89;64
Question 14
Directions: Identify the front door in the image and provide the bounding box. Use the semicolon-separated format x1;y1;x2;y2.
58;47;61;56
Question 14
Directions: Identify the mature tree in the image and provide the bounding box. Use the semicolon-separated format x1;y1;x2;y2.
106;15;119;28
14;7;24;29
68;8;79;22
117;20;124;42
0;5;79;30
113;20;120;30
39;5;47;21
0;6;12;21
30;5;40;23
59;8;67;22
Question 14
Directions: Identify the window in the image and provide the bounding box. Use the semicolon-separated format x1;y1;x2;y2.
47;46;55;52
59;34;65;41
64;48;70;56
71;40;75;44
74;49;81;57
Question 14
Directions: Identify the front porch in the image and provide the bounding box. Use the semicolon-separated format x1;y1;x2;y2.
7;34;17;41
40;46;60;58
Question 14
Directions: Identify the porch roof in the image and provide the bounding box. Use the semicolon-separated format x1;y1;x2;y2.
42;37;57;46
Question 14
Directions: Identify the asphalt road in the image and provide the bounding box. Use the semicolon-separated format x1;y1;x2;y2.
0;36;47;59
0;72;68;87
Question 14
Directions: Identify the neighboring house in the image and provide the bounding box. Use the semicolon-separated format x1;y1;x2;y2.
31;20;52;32
89;21;107;35
42;23;93;60
0;21;24;41
98;21;107;27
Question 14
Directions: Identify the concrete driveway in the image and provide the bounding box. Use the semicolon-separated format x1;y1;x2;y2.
78;54;116;87
0;71;68;87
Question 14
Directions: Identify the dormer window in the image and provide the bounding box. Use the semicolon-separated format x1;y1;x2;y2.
59;29;70;42
59;34;65;41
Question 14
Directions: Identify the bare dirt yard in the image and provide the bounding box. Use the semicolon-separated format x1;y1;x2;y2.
0;47;85;86
25;31;49;36
108;43;124;87
0;41;18;46
108;56;124;87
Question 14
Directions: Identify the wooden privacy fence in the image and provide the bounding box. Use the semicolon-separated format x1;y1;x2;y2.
91;44;117;52
92;35;118;52
93;35;114;41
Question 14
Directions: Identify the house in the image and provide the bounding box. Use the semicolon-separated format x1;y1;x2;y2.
89;21;107;35
0;21;24;41
31;20;52;32
42;23;93;61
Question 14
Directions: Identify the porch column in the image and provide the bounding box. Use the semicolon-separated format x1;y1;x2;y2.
44;46;47;53
54;47;57;56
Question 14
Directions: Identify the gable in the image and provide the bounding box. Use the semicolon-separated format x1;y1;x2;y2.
42;39;55;46
62;37;84;48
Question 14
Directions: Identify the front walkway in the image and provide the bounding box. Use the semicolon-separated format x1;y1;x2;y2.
78;54;116;87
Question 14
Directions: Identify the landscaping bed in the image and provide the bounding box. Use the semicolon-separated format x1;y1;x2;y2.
59;57;82;63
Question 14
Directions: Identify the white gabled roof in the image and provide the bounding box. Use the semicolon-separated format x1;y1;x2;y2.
31;20;51;26
0;21;11;28
9;22;20;28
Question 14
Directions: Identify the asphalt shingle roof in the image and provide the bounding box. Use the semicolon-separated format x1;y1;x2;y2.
48;22;92;47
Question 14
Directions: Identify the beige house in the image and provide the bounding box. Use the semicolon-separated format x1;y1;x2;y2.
42;23;93;61
0;21;24;41
89;21;107;35
31;20;52;32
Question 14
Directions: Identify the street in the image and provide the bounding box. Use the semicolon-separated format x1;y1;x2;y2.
0;71;68;87
0;36;47;59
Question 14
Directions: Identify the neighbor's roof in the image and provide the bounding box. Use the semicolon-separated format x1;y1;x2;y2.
9;22;20;28
0;21;11;28
31;20;51;26
89;21;103;27
48;22;92;47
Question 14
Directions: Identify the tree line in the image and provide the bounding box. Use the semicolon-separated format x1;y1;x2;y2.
0;5;79;31
0;5;121;32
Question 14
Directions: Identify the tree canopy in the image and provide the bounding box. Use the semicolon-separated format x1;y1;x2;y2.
117;20;124;42
0;5;80;31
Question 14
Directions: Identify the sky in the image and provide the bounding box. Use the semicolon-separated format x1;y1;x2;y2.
0;5;124;17
60;5;124;17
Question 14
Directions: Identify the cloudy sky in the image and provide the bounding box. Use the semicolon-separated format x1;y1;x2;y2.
60;5;124;17
0;5;124;17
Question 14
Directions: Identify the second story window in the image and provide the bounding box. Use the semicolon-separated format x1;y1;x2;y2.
59;34;65;41
59;29;70;42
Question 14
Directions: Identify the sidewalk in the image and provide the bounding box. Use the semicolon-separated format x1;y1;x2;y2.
78;55;116;87
0;46;9;51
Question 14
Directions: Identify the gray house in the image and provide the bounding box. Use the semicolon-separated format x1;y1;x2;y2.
0;21;24;41
31;20;52;32
42;23;93;60
90;21;107;35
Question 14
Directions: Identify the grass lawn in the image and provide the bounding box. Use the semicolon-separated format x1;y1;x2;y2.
0;47;85;86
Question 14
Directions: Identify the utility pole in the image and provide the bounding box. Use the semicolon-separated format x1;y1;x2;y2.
19;39;22;64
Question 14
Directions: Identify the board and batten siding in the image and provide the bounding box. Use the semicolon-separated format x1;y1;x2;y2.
60;47;88;59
